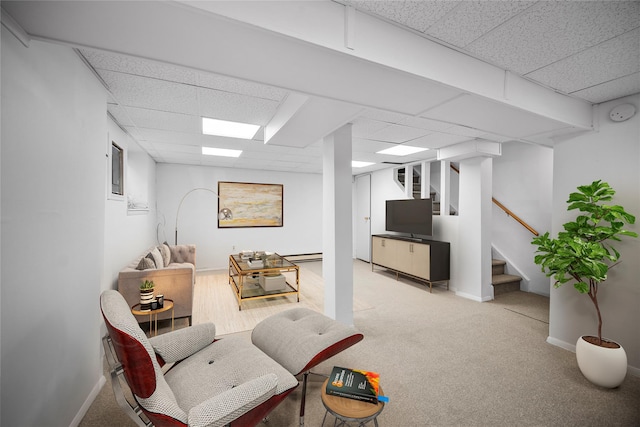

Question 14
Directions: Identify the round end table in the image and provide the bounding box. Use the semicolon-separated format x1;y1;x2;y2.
321;378;384;427
131;299;174;336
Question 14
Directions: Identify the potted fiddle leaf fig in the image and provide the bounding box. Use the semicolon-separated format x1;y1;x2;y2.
532;180;637;388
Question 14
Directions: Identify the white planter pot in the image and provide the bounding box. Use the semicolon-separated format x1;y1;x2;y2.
576;336;627;388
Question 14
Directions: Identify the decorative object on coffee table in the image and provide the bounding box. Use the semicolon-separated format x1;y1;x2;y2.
139;279;154;310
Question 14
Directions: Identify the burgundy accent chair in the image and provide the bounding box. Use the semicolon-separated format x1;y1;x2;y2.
100;290;298;427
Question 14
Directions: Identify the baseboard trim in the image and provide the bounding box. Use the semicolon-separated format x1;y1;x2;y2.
70;374;106;427
455;291;493;302
283;253;322;262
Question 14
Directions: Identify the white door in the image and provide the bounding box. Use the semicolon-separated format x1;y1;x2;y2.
355;174;371;262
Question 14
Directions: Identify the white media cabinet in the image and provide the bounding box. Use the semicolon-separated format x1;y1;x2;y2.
371;234;450;292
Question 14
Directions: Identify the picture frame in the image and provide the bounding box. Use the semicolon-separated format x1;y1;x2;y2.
217;181;283;228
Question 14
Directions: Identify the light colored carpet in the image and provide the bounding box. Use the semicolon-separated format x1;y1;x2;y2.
81;260;640;427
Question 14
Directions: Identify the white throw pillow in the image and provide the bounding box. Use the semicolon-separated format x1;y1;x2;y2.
150;246;164;269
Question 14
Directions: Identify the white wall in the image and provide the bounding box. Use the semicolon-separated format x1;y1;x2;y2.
1;30;107;426
102;119;158;294
549;94;640;373
156;163;323;270
492;141;554;295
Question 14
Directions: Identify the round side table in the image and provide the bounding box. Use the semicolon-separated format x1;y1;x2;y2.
321;378;384;427
131;299;174;336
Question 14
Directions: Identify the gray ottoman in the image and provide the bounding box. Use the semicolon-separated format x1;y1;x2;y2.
252;308;364;426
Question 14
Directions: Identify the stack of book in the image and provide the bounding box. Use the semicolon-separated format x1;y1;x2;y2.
325;366;381;404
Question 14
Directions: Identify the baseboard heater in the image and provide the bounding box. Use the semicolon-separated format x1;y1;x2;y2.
283;253;323;263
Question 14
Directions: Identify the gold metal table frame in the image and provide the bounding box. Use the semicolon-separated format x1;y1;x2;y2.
131;299;174;336
228;253;300;310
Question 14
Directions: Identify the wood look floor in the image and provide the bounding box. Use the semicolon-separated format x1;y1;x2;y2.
192;267;372;336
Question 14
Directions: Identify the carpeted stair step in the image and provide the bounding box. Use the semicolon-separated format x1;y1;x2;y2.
492;259;506;275
492;274;522;295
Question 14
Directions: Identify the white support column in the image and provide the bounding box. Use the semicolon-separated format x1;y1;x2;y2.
420;161;431;199
456;157;493;301
404;165;414;198
323;124;353;325
440;160;451;216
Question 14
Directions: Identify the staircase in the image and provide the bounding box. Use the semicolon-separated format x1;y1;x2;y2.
492;259;522;295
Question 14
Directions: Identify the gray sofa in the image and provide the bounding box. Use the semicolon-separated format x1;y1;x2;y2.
118;244;196;325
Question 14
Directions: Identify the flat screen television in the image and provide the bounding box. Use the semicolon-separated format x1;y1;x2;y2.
385;198;433;236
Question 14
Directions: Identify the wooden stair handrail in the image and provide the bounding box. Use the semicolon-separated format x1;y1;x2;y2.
491;198;539;236
448;164;539;236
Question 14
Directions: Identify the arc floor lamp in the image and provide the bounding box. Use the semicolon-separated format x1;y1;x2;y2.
174;187;233;244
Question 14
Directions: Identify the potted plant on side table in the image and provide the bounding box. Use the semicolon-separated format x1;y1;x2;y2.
532;180;637;388
140;280;155;311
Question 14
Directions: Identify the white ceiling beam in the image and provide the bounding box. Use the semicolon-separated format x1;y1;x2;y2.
264;92;309;144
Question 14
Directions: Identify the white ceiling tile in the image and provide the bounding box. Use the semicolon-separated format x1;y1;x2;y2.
345;0;459;33
527;28;640;94
121;107;200;133
401;116;453;132
352;138;395;153
197;72;288;101
426;1;536;47
151;142;201;154
408;132;470;149
99;70;199;114
80;49;200;85
571;72;640;104
197;87;280;125
351;118;393;138
361;108;411;124
369;124;431;143
107;104;135;127
445;125;488;138
424;94;567;138
467;1;640;74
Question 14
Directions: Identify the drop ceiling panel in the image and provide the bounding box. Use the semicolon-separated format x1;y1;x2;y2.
196;72;287;101
352;138;395;153
99;70;199;115
399;116;454;133
408;132;471;149
466;1;640;74
369;124;431;144
351;118;393;139
426;1;536;47
571;72;640;104
526;28;640;94
346;0;458;33
107;104;135;127
119;107;200;133
423;95;569;138
80;49;200;85
197;87;280;125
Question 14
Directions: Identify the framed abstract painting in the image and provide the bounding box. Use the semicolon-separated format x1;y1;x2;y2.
217;181;283;228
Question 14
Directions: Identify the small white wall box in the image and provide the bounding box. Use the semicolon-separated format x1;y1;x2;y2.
259;274;286;291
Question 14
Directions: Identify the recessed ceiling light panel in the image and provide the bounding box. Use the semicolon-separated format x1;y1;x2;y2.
376;145;428;156
202;117;260;139
352;161;375;168
202;147;242;157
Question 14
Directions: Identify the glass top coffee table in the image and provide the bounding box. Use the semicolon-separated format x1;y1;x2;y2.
228;253;300;310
